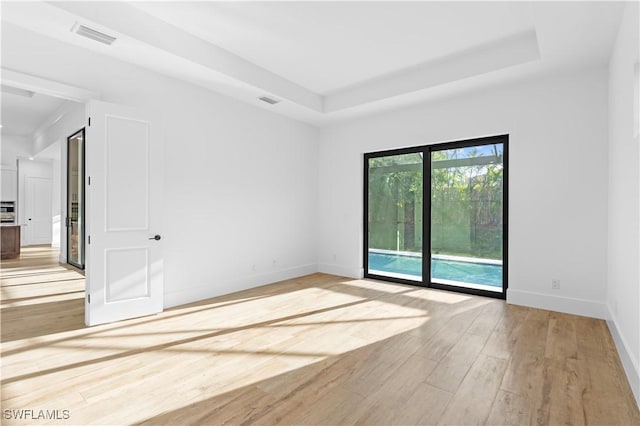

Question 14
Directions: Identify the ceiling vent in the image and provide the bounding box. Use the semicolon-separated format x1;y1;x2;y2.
258;96;280;105
71;23;117;45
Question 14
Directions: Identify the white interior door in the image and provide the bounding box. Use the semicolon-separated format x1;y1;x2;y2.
25;176;52;245
85;100;163;326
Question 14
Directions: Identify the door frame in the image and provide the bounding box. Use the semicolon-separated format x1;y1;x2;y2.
363;145;425;287
363;134;509;299
66;127;86;270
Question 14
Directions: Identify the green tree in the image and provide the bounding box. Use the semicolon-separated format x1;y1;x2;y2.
368;144;504;259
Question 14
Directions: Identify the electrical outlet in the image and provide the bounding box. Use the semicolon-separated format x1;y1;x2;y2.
552;279;561;290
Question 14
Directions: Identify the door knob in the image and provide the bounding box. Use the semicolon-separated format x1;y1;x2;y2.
149;234;161;241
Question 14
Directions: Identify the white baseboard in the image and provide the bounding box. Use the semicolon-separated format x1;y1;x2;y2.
506;289;607;319
163;263;318;308
317;263;363;279
607;307;640;408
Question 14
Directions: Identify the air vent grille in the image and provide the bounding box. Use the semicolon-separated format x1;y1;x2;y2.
72;23;117;45
258;96;280;105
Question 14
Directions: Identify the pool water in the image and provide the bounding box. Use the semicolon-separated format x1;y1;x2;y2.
368;252;502;287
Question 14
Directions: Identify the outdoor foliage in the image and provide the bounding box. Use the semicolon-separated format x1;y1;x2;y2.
368;144;504;260
368;153;423;253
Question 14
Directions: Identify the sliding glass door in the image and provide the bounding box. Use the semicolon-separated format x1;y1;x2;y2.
365;150;423;282
365;135;507;298
430;140;505;294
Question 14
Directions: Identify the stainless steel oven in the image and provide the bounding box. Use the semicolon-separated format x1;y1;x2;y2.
1;201;16;224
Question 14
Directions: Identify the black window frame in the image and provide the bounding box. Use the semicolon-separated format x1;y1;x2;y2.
66;127;86;270
363;134;509;300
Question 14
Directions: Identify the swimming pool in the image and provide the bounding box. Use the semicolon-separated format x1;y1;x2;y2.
368;251;502;289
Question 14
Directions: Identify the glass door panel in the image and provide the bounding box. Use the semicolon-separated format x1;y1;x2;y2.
430;142;504;293
366;152;423;282
67;129;85;269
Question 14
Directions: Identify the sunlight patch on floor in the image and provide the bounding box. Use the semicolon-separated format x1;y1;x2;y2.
1;283;430;423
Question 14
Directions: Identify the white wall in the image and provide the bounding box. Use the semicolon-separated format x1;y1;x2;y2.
318;67;609;319
33;101;85;155
2;23;319;307
0;135;29;206
607;1;639;406
1;135;32;168
161;88;319;305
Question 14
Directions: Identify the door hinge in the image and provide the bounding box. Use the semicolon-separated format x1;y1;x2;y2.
88;235;91;245
66;217;71;227
88;117;91;126
88;176;91;186
87;294;91;304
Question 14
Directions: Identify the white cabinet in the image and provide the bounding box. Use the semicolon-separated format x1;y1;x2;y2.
1;169;17;201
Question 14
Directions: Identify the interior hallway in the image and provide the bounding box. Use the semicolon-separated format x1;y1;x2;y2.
1;247;638;425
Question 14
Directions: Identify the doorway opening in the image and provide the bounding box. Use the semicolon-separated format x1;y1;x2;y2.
67;128;85;269
364;134;508;299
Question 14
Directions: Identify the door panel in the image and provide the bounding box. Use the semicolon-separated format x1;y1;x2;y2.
105;248;149;302
430;142;505;294
365;151;423;282
85;100;163;326
25;176;52;245
105;116;149;231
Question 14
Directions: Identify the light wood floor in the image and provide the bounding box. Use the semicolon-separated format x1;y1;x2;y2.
1;246;638;425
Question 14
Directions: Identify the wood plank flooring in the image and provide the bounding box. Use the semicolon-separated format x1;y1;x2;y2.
1;246;638;425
